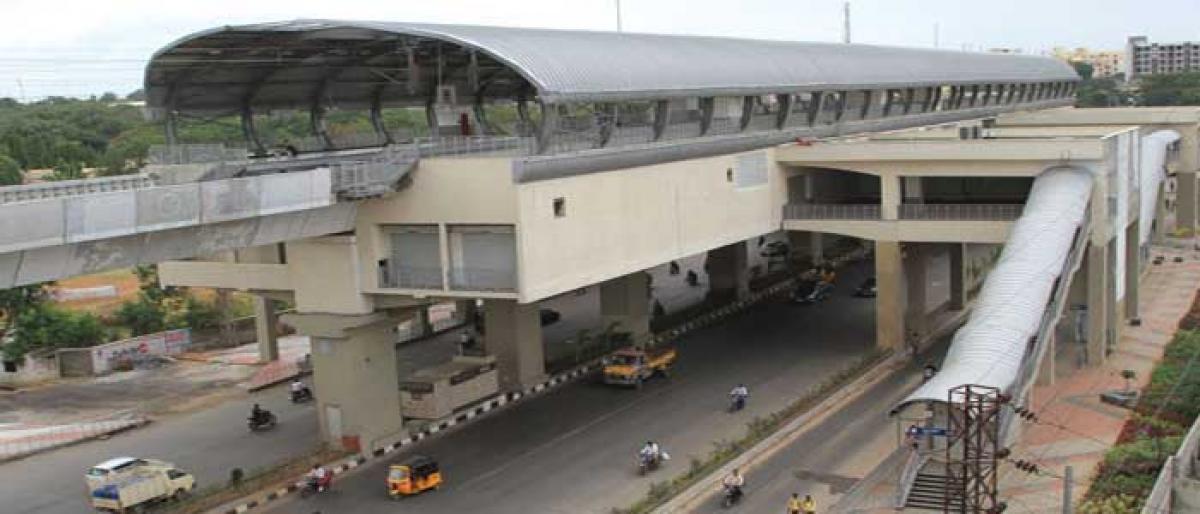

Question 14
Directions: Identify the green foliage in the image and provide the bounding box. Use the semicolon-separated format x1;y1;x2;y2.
48;159;84;181
1078;494;1141;514
0;153;21;186
1138;72;1200;106
1077;77;1127;107
1141;330;1200;422
5;304;104;361
0;284;48;334
1071;61;1096;80
115;294;167;336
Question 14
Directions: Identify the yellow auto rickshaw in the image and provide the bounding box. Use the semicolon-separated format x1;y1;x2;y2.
387;455;442;498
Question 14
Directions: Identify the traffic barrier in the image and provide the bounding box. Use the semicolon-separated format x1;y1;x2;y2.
0;415;148;462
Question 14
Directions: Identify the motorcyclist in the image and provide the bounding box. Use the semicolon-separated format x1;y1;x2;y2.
722;468;745;501
730;384;749;410
250;403;269;424
308;464;329;492
290;380;311;399
639;441;661;464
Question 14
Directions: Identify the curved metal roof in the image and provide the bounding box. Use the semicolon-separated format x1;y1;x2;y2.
146;19;1077;113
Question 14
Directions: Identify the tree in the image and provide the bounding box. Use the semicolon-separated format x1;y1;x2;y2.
0;284;47;334
48;159;84;181
115;296;166;336
5;304;104;362
0;153;20;186
1071;61;1095;80
1138;72;1200;106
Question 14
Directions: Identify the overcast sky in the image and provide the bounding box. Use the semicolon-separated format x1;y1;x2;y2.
0;0;1195;100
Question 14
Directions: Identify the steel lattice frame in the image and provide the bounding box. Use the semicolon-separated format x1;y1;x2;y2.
946;384;1002;513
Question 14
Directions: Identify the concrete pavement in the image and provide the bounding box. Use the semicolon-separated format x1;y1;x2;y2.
259;262;880;514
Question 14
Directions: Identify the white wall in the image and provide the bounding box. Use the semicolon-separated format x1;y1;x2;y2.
515;149;787;302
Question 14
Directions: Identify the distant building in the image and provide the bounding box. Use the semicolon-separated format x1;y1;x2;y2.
1126;36;1200;80
1052;47;1123;78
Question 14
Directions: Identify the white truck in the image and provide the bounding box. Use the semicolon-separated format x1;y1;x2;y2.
90;465;195;513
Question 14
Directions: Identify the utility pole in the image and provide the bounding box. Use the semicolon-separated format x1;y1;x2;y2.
1062;465;1074;514
615;0;623;32
842;2;851;44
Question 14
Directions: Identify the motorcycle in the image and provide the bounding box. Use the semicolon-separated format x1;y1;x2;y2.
637;452;662;476
729;394;747;413
722;484;744;508
247;411;277;431
790;279;831;305
300;474;333;498
290;387;313;403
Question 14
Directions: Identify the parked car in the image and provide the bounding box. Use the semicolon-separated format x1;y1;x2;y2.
854;277;877;298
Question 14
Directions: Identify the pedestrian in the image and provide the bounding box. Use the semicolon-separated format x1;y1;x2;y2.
905;424;920;451
669;261;680;275
801;494;816;514
787;493;803;514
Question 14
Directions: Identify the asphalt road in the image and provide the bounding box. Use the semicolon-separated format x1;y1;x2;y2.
0;384;319;514
689;339;952;514
263;261;880;514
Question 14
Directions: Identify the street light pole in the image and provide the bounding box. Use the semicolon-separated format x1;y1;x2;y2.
615;0;623;32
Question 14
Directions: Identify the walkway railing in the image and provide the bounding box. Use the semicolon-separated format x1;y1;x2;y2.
1143;412;1200;513
330;144;420;199
0;174;159;205
783;203;881;220
899;203;1024;221
148;144;246;165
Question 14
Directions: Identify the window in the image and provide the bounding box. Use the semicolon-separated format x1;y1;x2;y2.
553;197;566;218
2;361;15;373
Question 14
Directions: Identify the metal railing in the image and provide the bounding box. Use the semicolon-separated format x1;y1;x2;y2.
448;268;517;292
783;203;881;220
147;144;247;165
414;135;537;157
1143;412;1200;513
0;174;159;205
330;144;420;199
899;203;1024;221
379;266;444;290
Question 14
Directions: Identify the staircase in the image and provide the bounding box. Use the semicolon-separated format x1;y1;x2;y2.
905;471;966;512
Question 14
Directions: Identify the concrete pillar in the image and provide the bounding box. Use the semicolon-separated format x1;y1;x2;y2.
458;299;478;326
600;272;651;342
704;241;750;303
1178;171;1197;235
413;306;432;337
286;312;404;452
905;243;930;341
1125;222;1141;321
483;299;546;390
1155;182;1170;242
949;243;966;311
253;296;279;362
875;241;905;352
881;175;901;220
1037;332;1056;386
1086;243;1109;366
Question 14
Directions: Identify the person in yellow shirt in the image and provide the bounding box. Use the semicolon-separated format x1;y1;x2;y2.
787;493;803;514
801;494;817;513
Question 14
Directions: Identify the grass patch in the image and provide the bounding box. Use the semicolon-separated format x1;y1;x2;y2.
612;348;892;514
1079;326;1200;513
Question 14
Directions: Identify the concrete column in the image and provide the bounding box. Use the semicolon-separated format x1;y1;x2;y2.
458;299;478;326
881;175;901;220
1037;332;1056;386
600;272;651;342
1086;243;1109;366
253;296;279;362
1178;171;1197;235
905;243;930;341
704;241;750;303
413;306;432;337
483;299;546;390
1125;222;1141;321
949;243;966;311
875;241;905;352
286;312;404;452
1155;182;1170;242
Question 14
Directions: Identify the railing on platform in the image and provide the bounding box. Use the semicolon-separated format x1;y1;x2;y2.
330;144;420;199
147;144;247;165
783;203;881;220
899;203;1024;221
0;174;159;205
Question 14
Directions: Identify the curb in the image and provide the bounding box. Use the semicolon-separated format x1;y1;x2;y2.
652;352;904;513
0;417;150;464
212;277;797;514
